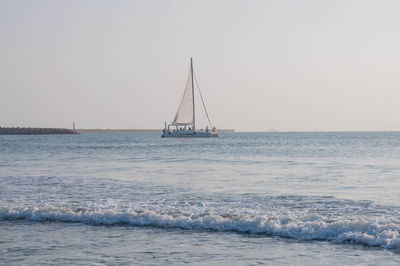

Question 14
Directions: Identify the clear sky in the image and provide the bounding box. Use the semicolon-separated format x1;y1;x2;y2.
1;0;400;131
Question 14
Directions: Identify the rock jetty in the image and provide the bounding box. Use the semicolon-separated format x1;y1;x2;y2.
0;127;78;135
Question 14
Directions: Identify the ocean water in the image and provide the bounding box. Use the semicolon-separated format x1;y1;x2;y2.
1;132;400;265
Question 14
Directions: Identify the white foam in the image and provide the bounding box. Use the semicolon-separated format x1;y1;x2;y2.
1;205;399;250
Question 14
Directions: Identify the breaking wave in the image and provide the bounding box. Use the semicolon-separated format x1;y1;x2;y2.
1;205;400;250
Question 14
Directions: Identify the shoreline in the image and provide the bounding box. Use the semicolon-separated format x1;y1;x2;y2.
0;127;234;135
76;129;235;133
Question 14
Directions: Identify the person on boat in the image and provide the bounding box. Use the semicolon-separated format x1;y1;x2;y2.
206;126;209;133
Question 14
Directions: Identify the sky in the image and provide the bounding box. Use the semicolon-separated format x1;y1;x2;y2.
1;0;400;131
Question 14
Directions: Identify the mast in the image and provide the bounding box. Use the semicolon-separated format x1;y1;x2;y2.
191;57;195;130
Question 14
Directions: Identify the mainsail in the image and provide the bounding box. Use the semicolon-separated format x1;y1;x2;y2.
172;61;195;126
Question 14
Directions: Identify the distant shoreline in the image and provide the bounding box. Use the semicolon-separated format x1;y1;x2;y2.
0;127;235;135
76;129;235;133
4;128;400;134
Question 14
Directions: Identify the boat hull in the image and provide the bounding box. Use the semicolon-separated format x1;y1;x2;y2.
161;131;218;138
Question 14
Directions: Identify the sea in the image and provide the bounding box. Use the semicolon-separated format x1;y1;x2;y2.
1;132;400;265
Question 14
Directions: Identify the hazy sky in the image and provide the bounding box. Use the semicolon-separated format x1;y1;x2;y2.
1;0;400;131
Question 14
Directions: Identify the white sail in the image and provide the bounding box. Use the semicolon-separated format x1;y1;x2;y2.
172;69;194;125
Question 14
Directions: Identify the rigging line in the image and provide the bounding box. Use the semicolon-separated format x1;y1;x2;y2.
193;71;213;128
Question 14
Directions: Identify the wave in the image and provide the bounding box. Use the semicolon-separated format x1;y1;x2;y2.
1;206;400;250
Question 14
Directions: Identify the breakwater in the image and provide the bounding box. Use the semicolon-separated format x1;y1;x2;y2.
0;127;78;135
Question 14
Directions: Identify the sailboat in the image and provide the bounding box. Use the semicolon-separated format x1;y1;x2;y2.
162;58;218;138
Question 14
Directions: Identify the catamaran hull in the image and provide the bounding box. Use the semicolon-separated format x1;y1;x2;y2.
161;131;218;138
